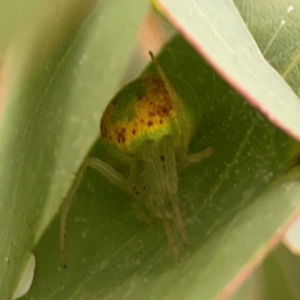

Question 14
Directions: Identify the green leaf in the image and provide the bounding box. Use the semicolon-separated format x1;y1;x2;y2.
3;0;300;299
0;0;149;298
22;35;300;299
0;0;45;53
262;246;296;300
231;244;300;300
155;0;300;142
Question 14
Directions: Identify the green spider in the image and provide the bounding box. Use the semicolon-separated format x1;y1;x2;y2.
60;52;213;267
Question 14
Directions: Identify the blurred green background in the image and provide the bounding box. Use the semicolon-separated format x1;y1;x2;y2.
1;0;300;299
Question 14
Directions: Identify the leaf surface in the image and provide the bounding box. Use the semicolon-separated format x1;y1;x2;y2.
155;0;300;142
23;35;300;300
0;0;149;298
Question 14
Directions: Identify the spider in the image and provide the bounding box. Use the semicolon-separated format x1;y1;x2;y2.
60;52;213;267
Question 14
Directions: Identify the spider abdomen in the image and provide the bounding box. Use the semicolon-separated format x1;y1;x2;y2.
101;74;190;162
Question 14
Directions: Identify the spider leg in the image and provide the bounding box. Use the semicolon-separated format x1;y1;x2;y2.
129;160;153;225
178;147;214;173
60;156;129;268
149;52;213;169
149;52;188;156
144;139;180;260
131;200;153;225
163;135;187;246
160;211;180;260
